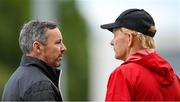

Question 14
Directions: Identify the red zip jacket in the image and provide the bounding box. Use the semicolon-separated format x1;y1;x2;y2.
105;49;180;101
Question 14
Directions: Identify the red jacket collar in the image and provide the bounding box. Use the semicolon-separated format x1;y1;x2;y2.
125;49;155;62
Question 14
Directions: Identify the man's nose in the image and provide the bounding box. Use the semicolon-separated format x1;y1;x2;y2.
110;40;114;46
61;43;67;53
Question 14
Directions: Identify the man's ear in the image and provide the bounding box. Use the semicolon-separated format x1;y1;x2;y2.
32;41;42;53
127;33;133;47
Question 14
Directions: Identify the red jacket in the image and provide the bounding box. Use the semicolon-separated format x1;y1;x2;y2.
105;49;180;101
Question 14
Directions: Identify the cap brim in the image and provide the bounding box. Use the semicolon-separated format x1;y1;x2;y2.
100;22;120;32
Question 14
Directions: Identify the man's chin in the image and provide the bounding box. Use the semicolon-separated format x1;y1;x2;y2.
115;55;120;59
115;55;123;60
55;63;61;67
51;63;61;68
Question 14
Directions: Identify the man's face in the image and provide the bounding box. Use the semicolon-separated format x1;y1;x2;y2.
41;27;67;68
111;28;129;61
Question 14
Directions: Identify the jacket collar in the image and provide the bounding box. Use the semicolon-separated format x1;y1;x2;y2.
20;55;61;88
125;49;155;63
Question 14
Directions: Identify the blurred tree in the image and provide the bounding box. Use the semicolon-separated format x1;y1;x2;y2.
0;0;30;68
0;0;30;99
59;0;89;101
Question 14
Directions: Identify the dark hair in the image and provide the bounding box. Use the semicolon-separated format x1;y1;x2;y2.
19;20;57;54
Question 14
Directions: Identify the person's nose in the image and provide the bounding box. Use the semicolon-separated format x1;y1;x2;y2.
61;43;67;53
110;40;114;46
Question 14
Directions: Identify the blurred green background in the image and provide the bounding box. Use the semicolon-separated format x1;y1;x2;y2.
0;0;30;99
0;0;89;101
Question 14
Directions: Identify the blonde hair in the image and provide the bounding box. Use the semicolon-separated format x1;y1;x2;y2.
120;27;155;49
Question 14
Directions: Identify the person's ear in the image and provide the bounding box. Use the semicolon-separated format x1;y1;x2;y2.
127;33;133;47
32;41;42;53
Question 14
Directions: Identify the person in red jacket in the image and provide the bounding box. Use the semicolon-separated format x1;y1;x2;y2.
100;8;180;101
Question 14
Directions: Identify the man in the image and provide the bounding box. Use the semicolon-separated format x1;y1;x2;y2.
2;20;67;101
101;8;180;101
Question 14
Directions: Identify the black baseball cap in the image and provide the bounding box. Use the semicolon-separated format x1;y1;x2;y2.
100;8;156;37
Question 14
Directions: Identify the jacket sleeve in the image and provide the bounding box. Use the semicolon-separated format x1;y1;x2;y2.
23;81;58;101
105;67;133;101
